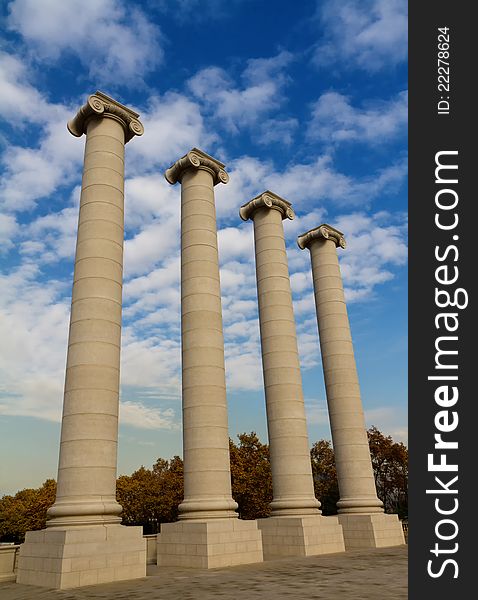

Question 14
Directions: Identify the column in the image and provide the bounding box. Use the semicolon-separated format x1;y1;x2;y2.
157;149;262;568
298;224;404;548
240;192;345;559
17;92;147;589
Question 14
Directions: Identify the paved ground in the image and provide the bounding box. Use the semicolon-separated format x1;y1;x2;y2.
2;546;407;600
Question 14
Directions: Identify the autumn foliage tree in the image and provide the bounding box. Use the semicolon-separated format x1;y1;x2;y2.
367;426;408;518
229;432;272;519
310;440;340;515
0;479;56;543
116;456;183;532
0;427;407;542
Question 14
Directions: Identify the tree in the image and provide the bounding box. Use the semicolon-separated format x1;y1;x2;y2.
367;426;408;518
229;432;272;519
116;456;184;532
310;440;339;515
0;428;407;541
0;479;56;543
152;454;184;523
116;466;158;528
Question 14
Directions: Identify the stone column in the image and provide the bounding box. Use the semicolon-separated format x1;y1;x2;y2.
17;92;147;589
240;192;344;559
157;149;262;568
298;224;404;549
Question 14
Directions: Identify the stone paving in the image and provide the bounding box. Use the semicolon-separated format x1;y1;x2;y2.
1;545;407;600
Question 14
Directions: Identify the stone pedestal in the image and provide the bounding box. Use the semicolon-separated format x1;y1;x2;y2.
16;92;146;589
17;526;145;589
298;224;404;549
160;149;263;567
240;193;344;558
157;519;262;568
338;514;404;549
258;516;345;559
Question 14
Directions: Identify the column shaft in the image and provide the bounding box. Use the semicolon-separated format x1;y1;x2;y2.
301;226;383;514
46;91;144;527
242;193;320;517
47;116;125;526
170;151;237;520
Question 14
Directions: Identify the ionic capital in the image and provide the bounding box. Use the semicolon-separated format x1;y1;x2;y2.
164;148;229;186
297;224;346;250
239;190;295;222
67;91;144;143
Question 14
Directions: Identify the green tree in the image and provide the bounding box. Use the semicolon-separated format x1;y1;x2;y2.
229;432;272;519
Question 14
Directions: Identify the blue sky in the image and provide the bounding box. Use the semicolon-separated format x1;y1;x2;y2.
0;0;408;495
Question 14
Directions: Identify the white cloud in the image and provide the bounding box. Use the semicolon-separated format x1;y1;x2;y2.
267;155;407;209
127;93;214;173
0;214;19;252
218;227;254;263
0;51;59;124
304;397;329;425
188;51;294;133
124;172;179;228
0;106;83;213
215;155;272;218
289;210;407;325
122;336;182;410
124;258;180;302
0;51;85;217
257;118;298;146
242;51;294;86
334;212;407;300
293;295;316;317
290;271;312;294
225;352;263;391
124;216;180;278
313;0;407;71
365;406;408;443
0;264;70;421
215;152;405;225
119;401;179;430
0;2;407;483
8;0;163;85
188;67;278;133
308;90;408;144
0;263;182;423
23;204;78;263
218;208;407;393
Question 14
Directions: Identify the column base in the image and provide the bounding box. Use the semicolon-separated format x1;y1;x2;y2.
156;519;263;568
257;515;345;560
338;513;405;550
16;525;146;589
